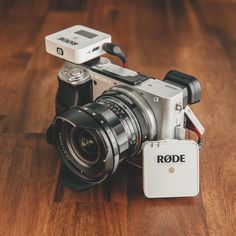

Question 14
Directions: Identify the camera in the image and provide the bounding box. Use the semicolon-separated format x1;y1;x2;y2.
45;25;205;198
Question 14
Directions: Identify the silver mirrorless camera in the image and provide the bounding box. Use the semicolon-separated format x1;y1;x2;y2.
46;25;205;198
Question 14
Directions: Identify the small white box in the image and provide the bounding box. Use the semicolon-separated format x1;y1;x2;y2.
143;140;199;198
45;25;111;64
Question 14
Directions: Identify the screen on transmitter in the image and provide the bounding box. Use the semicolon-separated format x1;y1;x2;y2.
75;30;97;39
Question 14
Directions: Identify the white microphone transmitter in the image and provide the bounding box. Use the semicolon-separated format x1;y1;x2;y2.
143;140;199;198
45;25;112;64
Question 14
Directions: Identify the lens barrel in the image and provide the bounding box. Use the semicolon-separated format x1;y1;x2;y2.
51;85;156;186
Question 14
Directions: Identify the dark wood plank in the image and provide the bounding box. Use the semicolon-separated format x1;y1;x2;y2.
126;1;236;235
0;0;235;235
0;134;59;235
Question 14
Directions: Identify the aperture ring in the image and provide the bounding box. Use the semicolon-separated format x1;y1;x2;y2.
96;96;142;157
108;86;157;140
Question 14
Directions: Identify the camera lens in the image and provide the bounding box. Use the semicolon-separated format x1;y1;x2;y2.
52;85;156;184
79;85;157;170
70;128;99;164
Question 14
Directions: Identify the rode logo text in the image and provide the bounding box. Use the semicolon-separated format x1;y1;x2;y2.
57;37;78;46
157;154;186;163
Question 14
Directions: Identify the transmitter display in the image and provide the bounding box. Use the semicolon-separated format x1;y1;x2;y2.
75;30;97;39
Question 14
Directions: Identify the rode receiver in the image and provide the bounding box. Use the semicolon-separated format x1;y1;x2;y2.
143;140;199;198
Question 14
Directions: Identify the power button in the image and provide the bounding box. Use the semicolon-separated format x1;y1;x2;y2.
57;47;64;55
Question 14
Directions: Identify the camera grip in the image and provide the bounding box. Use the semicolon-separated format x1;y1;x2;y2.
56;78;93;115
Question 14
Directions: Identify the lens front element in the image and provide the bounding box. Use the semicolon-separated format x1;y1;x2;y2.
70;128;99;164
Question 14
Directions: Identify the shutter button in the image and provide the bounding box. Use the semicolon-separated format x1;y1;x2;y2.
68;68;84;81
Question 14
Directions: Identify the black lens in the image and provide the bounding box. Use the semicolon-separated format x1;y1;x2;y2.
71;128;99;164
51;85;156;185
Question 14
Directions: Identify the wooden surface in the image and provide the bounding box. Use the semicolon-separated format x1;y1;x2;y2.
0;0;236;235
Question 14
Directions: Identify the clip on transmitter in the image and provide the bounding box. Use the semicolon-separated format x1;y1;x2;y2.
45;25;112;64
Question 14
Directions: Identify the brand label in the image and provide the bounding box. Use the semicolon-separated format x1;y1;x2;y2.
165;84;178;90
57;37;78;46
157;154;186;163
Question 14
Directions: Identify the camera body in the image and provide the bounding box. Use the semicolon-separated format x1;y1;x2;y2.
55;58;193;141
46;25;204;198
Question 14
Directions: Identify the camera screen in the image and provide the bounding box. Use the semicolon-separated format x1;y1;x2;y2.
75;30;97;39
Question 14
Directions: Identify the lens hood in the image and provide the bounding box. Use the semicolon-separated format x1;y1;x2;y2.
59;164;98;192
48;107;117;188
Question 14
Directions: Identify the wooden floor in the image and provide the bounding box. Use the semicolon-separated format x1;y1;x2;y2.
0;0;236;235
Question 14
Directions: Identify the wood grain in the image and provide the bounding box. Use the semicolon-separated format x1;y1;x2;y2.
0;0;235;235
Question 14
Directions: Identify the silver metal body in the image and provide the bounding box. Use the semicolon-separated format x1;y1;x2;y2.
58;57;186;141
134;79;185;140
